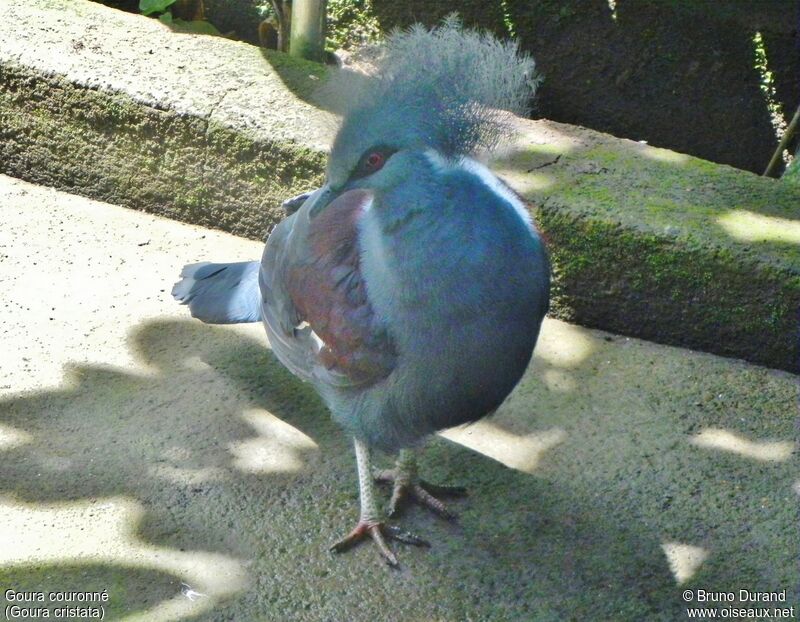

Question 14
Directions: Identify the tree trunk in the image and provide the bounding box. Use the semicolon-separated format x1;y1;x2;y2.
289;0;326;62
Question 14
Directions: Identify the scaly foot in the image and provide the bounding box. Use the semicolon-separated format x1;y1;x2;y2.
375;463;467;520
330;520;429;567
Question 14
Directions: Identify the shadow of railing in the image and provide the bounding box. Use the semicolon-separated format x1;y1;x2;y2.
3;313;796;619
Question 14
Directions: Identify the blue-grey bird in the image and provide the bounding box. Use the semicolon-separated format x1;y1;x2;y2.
172;19;549;566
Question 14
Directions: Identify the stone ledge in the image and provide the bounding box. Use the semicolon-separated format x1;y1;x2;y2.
493;122;800;373
1;0;798;372
0;0;331;238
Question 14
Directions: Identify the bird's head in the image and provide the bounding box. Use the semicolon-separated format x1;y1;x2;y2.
303;16;539;217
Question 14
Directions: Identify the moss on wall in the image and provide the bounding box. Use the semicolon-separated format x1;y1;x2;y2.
0;64;325;240
538;211;798;370
494;125;800;372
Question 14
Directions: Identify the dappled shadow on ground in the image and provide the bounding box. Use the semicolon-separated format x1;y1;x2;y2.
0;562;177;619
1;316;796;620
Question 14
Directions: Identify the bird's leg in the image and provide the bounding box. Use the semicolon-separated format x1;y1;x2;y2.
330;438;428;567
376;447;467;520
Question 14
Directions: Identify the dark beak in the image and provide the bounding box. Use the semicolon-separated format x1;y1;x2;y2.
281;191;314;215
296;184;335;218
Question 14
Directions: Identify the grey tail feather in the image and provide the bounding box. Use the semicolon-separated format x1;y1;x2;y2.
172;261;261;324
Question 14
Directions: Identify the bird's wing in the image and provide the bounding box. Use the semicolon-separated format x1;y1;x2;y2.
259;189;397;388
172;261;261;324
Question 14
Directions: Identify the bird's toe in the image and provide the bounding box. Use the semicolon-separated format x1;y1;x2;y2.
377;470;466;521
329;520;429;568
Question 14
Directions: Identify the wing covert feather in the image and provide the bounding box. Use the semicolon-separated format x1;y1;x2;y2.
259;189;396;388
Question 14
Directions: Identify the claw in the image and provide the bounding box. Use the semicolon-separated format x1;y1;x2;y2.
384;524;430;547
330;520;428;567
412;484;457;520
419;480;468;498
376;470;467;520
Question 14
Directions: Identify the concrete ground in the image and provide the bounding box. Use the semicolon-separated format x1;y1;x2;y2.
0;173;797;621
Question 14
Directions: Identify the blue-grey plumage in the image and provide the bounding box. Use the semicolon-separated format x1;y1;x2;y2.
171;261;261;324
316;152;549;451
173;18;549;565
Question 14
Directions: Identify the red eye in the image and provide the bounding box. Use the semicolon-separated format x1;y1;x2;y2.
364;151;385;172
352;148;395;180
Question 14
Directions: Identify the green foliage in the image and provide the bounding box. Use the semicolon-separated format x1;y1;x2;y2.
148;1;221;37
168;15;223;35
326;0;382;51
783;149;800;185
752;31;786;142
499;0;516;38
139;0;176;16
